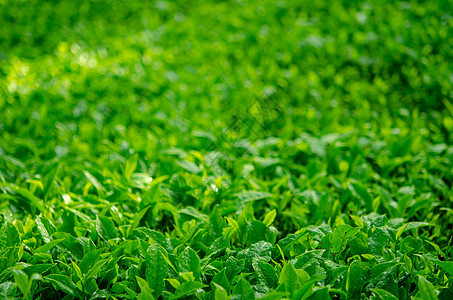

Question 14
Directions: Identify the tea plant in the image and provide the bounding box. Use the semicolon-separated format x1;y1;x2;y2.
0;0;452;299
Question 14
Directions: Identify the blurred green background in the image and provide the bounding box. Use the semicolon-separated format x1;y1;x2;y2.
1;0;452;160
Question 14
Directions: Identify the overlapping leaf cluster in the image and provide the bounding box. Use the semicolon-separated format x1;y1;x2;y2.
0;0;452;299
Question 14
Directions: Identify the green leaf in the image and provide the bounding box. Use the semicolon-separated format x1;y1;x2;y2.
131;173;154;188
83;170;105;192
44;274;82;299
372;288;399;300
136;276;155;300
96;216;118;241
250;241;273;261
0;222;21;248
213;282;229;300
137;228;170;249
84;259;108;283
396;223;409;240
348;183;372;211
176;160;201;173
415;276;438;300
23;264;55;277
301;133;326;157
428;175;449;193
178;247;201;281
171;281;207;299
209;206;225;239
236;191;272;203
79;249;103;274
247;220;267;244
293;277;319;300
34;238;65;253
51;232;85;260
308;287;330;300
397;222;430;239
330;224;360;256
35;217;56;243
371;261;401;278
12;269;29;299
71;261;83;281
263;209;277;227
145;244;168;298
252;259;278;289
259;292;288;300
232;278;254;300
10;187;46;213
179;207;209;223
279;262;298;295
226;257;245;281
1;154;25;169
125;154;139;181
0;281;17;299
127;206;151;237
434;260;453;276
211;269;230;294
346;260;369;298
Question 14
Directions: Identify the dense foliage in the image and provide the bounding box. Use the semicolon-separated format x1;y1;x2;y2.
0;0;452;299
